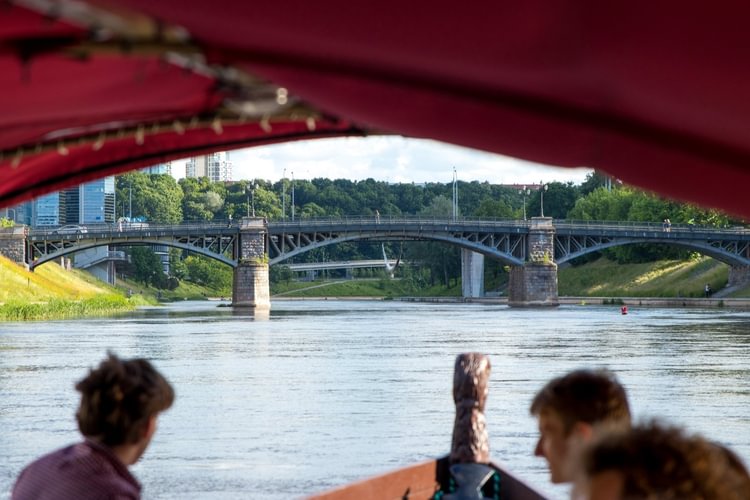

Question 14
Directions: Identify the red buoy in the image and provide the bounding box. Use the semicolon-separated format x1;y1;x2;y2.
621;306;628;315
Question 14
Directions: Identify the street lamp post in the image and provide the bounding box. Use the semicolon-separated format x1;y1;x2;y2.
291;171;295;221
540;182;549;217
452;167;458;220
282;168;287;220
519;186;530;220
246;184;251;217
251;182;257;217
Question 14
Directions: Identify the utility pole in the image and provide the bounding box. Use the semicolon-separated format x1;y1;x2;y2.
519;186;530;220
452;167;458;220
282;168;286;220
128;178;132;220
291;171;295;221
246;184;251;217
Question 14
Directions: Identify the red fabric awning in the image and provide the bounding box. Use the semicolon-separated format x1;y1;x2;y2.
3;1;750;217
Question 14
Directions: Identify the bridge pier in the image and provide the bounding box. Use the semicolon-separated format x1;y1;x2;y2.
461;249;484;298
728;265;750;288
0;226;27;265
508;217;559;307
233;218;270;309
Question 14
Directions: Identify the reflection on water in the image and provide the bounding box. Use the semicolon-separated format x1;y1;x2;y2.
1;301;750;499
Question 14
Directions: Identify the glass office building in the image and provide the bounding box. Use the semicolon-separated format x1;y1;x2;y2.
62;177;116;224
32;193;60;227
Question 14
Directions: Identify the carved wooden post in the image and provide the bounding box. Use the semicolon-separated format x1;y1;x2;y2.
450;353;491;464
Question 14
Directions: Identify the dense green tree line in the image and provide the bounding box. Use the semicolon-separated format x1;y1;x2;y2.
115;171;742;290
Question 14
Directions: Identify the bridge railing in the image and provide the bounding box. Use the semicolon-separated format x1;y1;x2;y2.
29;220;238;237
268;215;529;227
554;219;750;233
26;217;749;237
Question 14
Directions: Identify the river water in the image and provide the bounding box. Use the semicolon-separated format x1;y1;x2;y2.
1;300;750;499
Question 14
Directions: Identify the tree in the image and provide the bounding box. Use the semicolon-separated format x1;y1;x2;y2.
129;246;167;288
202;191;224;213
406;195;461;287
183;255;233;291
300;202;326;218
179;177;225;221
473;199;514;218
169;248;187;280
526;182;579;219
579;171;615;196
117;173;183;223
270;264;293;284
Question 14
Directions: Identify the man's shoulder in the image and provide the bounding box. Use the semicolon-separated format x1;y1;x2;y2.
12;442;140;500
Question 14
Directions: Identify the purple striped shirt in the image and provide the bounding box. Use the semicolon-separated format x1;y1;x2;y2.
12;439;141;500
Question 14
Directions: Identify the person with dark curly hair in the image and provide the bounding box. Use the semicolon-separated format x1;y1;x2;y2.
12;353;174;500
530;369;631;484
575;421;750;500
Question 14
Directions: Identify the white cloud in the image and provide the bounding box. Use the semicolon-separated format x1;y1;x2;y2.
173;136;592;184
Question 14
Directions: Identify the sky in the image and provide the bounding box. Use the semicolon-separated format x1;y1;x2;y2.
172;136;592;185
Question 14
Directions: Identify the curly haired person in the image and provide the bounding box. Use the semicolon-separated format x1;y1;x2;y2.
12;353;174;500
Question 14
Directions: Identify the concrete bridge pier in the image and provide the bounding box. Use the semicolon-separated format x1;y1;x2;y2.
508;217;559;307
0;226;27;265
461;249;484;298
728;265;750;288
232;218;270;309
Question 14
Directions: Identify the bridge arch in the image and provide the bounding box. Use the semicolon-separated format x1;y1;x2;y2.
30;239;237;270
556;238;750;267
269;231;526;266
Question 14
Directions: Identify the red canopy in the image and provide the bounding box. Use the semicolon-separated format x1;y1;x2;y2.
3;1;750;216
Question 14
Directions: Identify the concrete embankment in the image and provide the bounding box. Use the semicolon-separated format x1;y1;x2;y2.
396;296;750;308
559;297;750;308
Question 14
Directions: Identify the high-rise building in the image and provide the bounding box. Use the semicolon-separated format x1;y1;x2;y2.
3;201;32;225
31;193;60;227
141;162;172;175
185;152;231;181
185;156;206;178
62;177;116;224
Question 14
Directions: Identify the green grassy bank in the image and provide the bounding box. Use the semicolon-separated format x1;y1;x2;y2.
0;255;148;320
558;256;731;298
3;253;748;319
273;256;748;299
272;278;460;298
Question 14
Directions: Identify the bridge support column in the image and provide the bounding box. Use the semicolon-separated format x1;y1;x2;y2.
508;217;559;307
233;218;270;309
461;249;484;298
728;265;750;287
0;226;27;265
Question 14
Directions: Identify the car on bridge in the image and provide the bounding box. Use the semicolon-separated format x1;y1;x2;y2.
52;225;88;235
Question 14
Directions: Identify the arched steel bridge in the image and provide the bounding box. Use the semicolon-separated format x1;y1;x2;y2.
25;217;750;269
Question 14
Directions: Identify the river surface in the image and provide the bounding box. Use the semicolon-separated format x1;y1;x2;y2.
2;300;750;499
